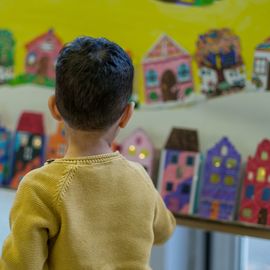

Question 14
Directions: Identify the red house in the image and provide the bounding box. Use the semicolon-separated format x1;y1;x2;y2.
25;29;63;80
239;139;270;226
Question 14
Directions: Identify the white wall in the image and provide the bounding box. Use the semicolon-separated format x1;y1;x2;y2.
0;85;270;269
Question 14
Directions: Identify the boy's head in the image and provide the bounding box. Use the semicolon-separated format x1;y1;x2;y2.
52;36;134;131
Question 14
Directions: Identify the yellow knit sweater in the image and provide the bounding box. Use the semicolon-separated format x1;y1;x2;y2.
0;152;176;270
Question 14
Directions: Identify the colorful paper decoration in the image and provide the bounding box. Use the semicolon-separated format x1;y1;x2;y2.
0;30;15;84
195;28;246;97
252;38;270;91
10;29;62;87
47;122;67;160
158;128;200;215
0;126;11;185
156;0;218;6
119;128;155;177
239;139;270;226
9;112;45;189
197;137;241;221
142;34;194;104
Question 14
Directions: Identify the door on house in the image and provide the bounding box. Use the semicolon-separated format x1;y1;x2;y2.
267;63;270;90
258;208;267;225
37;56;49;77
161;70;178;101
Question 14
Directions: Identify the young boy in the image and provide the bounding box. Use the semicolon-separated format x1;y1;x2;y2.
0;37;176;270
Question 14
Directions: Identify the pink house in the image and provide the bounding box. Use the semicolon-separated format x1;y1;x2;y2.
119;128;155;177
142;34;194;104
158;128;200;214
25;29;63;80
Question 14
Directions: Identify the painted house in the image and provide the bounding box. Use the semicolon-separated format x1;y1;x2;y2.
195;28;246;97
9;112;45;189
47;122;67;160
142;34;193;104
0;126;11;185
239;139;270;226
252;38;270;91
0;30;15;83
25;29;62;80
158;128;200;214
197;137;241;220
119;128;155;177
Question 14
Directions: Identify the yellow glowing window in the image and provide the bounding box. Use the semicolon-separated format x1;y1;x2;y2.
242;208;252;218
128;145;136;156
261;151;269;161
221;146;228;156
210;174;220;184
212;157;221;168
33;136;42;149
226;158;237;169
257;167;266;182
224;176;234;186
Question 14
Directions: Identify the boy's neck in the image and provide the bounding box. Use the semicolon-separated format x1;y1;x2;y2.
64;126;118;158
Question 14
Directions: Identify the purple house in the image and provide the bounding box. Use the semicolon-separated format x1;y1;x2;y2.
197;137;241;221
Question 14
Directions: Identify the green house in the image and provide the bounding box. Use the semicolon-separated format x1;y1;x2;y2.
0;30;15;83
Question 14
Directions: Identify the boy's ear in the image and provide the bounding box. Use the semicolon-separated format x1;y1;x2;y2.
119;102;135;128
48;95;63;121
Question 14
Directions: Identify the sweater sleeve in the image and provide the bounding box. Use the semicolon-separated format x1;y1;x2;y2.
0;173;59;270
153;191;176;245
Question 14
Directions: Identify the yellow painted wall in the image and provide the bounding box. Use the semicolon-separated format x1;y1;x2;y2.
0;0;269;96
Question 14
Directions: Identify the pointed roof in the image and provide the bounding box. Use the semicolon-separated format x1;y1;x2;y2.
256;38;270;52
17;112;44;135
122;128;154;147
143;34;189;63
165;128;199;152
25;29;62;50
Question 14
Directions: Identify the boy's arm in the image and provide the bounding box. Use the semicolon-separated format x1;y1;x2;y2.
153;191;176;245
0;175;59;270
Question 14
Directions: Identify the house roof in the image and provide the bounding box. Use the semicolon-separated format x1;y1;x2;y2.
143;34;189;63
122;128;154;148
17;112;44;135
165;128;199;151
256;38;270;52
25;29;62;50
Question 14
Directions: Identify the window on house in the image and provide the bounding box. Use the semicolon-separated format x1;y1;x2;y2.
242;207;252;218
186;156;194;166
146;69;159;87
221;145;228;156
212;156;221;168
176;167;183;178
224;176;234;186
261;151;269;161
246;185;254;199
171;154;178;164
166;182;173;191
257;167;266;182
262;188;270;201
177;64;191;83
248;171;254;181
32;136;42;149
27;52;37;66
226;158;237;169
210;173;220;184
181;183;190;194
254;58;267;75
128;145;136;156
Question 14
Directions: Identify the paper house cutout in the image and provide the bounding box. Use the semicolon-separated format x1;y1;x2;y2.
156;0;217;6
142;34;194;104
197;137;241;221
239;139;270;226
119;128;155;177
25;29;62;81
0;126;11;185
158;128;200;214
0;30;15;83
47;122;67;160
252;38;270;91
195;29;246;97
9;112;45;189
